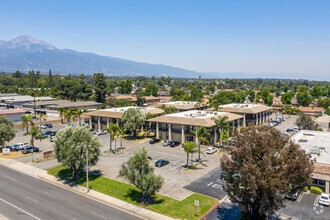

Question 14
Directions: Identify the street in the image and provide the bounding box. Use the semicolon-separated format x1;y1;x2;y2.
0;164;140;220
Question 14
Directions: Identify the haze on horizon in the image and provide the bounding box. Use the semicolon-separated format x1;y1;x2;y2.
1;0;330;81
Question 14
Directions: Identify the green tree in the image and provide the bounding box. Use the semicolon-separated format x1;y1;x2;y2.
117;127;125;149
58;107;65;124
160;104;177;115
221;126;313;220
54;125;101;179
145;83;158;96
213;116;232;145
118;147;164;204
281;92;293;104
190;87;203;101
297;91;312;107
310;86;322;99
260;87;273;106
28;126;42;161
0;116;16;147
93;73;107;103
64;109;74;126
104;123;119;152
248;89;256;102
36;112;47;126
190;127;210;162
212;91;240;105
22;114;34;134
182;141;199;168
121;108;146;138
296;112;317;130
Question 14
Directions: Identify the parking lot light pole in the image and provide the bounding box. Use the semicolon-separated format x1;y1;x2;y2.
86;145;89;192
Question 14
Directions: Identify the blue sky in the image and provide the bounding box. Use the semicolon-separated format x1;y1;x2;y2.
1;0;330;80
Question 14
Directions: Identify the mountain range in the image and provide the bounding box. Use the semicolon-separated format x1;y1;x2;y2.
0;35;202;77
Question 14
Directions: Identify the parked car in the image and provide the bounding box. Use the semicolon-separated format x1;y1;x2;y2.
49;131;57;136
285;191;299;201
44;130;54;135
38;124;47;129
147;156;152;160
149;139;161;144
11;143;29;151
228;138;236;146
35;134;47;139
45;123;53;128
319;193;330;206
155;159;169;167
220;171;227;179
206;147;217;154
21;146;39;154
170;141;181;147
163;140;172;146
50;136;55;142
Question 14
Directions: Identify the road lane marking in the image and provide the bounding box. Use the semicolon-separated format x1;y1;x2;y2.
207;182;213;186
90;211;107;219
6;176;17;182
313;196;320;206
25;196;39;204
42;191;56;198
0;197;41;220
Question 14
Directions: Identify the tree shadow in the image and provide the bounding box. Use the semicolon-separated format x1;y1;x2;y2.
56;167;102;186
215;202;241;220
125;189;164;205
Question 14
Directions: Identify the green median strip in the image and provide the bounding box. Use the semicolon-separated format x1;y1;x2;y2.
47;165;218;220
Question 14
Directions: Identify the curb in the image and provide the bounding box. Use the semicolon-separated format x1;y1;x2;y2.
0;158;174;220
196;193;221;220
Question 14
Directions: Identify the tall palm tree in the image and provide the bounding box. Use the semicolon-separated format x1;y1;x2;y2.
37;112;47;126
64;109;74;126
182;141;204;168
190;127;210;162
104;123;119;152
117;127;125;149
74;108;84;125
22;115;34;134
213;115;232;145
58;107;65;124
28;126;42;162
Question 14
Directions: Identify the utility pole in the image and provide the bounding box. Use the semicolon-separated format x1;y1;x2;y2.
86;145;89;192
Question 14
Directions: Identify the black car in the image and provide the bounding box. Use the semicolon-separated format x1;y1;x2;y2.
170;141;181;147
44;130;53;135
49;131;57;136
45;123;53;128
21;146;39;154
155;159;169;167
220;171;227;179
149;139;161;144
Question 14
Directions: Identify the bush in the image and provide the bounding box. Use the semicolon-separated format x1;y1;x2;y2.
303;186;308;192
310;186;323;194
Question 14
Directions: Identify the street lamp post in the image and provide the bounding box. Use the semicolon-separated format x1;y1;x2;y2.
86;145;89;192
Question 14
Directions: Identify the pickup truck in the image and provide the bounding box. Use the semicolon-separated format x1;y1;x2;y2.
10;143;29;151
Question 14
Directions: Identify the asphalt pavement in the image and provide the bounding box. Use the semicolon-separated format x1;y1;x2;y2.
0;164;141;220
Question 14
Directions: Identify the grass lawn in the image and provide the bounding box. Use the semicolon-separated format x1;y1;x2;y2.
48;165;218;220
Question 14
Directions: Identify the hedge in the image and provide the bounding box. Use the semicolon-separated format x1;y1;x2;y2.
310;186;323;194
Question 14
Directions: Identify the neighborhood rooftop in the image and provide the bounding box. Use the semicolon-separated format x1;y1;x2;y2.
217;103;272;114
85;106;163;118
147;110;243;127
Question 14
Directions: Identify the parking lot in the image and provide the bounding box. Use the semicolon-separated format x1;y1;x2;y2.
7;123;222;200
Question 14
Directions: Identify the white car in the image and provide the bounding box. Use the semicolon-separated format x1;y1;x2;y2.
319;193;330;206
38;124;47;129
206;147;217;154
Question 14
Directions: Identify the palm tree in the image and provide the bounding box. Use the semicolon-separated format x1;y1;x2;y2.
28;126;42;162
58;107;65;124
190;127;210;162
74;108;83;125
182;141;204;168
104;123;119;152
22;115;34;134
64;109;74;126
37;112;47;126
117;127;125;149
213;116;232;146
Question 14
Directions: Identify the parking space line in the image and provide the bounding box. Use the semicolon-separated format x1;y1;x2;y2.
207;182;213;186
313;196;320;206
297;192;304;202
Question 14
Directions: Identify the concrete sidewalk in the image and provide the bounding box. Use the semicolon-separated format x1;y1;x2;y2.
0;158;174;220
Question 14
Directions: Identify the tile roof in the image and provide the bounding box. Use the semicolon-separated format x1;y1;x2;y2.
0;109;26;115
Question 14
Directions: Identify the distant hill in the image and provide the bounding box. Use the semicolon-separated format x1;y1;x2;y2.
0;35;201;77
